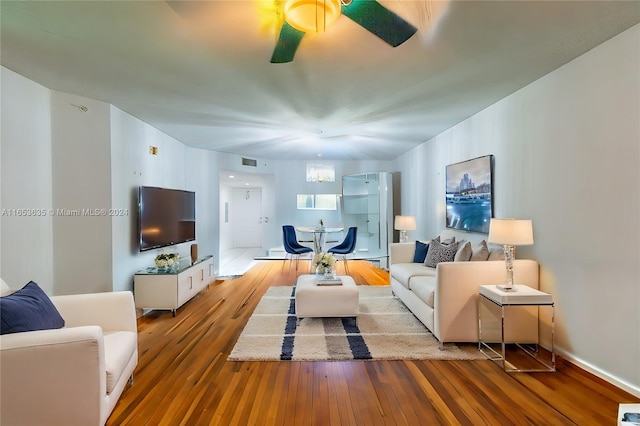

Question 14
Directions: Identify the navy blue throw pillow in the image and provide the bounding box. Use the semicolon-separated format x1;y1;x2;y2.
413;241;429;263
0;281;65;335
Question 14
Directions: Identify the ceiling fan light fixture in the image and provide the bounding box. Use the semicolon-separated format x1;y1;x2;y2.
284;0;342;33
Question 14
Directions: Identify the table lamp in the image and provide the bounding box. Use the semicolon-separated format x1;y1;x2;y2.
394;215;416;243
487;218;534;291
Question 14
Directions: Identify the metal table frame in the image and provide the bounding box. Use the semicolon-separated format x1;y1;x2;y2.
478;285;555;372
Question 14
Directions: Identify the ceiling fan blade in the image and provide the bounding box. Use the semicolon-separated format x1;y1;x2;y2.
270;22;306;63
341;0;417;47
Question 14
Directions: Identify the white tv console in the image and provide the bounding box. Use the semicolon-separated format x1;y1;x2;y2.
134;255;214;316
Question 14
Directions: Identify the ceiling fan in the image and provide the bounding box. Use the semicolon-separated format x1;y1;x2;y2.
271;0;418;63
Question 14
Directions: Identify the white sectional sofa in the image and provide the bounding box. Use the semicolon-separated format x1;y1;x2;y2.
0;279;138;426
389;234;540;347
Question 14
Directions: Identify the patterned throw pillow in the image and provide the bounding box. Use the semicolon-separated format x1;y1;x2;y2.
424;239;459;268
440;236;456;245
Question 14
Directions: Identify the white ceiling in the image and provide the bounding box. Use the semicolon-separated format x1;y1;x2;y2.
2;1;639;161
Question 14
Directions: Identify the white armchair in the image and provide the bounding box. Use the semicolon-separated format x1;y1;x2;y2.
0;284;138;426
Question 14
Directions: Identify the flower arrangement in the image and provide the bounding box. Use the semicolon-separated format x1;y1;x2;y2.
313;252;336;273
154;253;180;268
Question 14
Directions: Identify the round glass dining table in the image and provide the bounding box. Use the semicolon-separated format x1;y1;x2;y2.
295;226;344;254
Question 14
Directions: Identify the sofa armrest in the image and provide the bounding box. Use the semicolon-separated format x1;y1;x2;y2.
0;326;106;425
51;291;137;333
389;242;416;265
434;259;539;343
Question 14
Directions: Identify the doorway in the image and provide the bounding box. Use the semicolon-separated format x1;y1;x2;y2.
219;171;274;277
232;189;262;247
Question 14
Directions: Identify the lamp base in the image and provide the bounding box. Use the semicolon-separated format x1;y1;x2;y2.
496;284;517;292
399;230;408;243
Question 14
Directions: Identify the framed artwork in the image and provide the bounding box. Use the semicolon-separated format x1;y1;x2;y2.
445;155;493;233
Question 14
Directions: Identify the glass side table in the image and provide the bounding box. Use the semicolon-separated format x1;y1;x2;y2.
478;284;555;372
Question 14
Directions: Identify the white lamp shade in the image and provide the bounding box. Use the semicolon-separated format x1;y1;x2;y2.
394;215;416;231
488;219;534;245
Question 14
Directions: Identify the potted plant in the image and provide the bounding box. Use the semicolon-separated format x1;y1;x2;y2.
154;253;180;269
313;252;336;277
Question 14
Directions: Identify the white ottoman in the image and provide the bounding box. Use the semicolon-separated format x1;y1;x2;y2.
295;275;359;322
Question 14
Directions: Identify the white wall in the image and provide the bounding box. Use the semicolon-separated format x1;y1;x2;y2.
110;106;221;292
1;69;223;294
393;24;640;395
51;92;112;295
110;106;189;292
185;147;219;268
0;68;54;293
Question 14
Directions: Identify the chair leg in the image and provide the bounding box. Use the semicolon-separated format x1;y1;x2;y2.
333;254;349;275
284;253;293;274
283;253;293;271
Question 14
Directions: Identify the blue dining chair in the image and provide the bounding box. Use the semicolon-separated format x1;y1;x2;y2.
282;225;313;273
328;227;357;274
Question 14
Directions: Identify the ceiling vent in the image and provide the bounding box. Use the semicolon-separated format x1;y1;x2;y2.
242;157;257;167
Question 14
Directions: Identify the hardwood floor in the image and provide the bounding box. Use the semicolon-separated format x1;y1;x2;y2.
108;260;638;425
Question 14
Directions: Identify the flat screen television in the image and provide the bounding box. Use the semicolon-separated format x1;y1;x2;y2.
138;186;196;251
445;155;493;234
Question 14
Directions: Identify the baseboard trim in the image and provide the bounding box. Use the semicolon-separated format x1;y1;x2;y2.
555;347;640;398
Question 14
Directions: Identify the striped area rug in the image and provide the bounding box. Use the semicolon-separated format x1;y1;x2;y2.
228;285;484;361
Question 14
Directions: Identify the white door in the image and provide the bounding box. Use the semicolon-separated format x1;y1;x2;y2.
232;189;263;248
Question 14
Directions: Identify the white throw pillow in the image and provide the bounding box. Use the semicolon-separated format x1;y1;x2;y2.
470;240;490;261
454;241;472;261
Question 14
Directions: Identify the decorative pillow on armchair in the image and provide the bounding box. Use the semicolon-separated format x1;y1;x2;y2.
424;239;459;268
0;281;65;335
